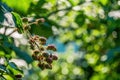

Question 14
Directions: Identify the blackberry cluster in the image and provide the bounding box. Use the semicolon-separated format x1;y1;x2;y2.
28;35;58;70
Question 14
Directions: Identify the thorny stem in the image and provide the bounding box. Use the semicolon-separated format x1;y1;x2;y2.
26;29;43;53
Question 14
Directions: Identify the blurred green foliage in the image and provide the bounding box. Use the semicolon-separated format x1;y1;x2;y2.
1;0;120;80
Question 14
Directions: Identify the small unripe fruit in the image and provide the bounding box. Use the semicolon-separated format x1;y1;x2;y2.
15;74;22;78
42;52;49;58
24;25;31;30
40;47;44;51
39;37;47;45
46;57;53;64
37;55;43;61
40;41;46;45
32;54;38;60
33;50;40;54
47;45;57;51
38;63;45;70
22;17;28;22
39;37;46;42
36;18;45;23
45;64;52;69
52;54;58;60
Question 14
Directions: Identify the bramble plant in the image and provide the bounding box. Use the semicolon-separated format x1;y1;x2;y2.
0;2;58;80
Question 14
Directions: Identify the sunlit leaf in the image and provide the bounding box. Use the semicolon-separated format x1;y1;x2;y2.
99;0;108;6
2;0;32;14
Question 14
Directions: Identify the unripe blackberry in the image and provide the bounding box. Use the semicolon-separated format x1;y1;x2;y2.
40;41;46;45
39;37;46;45
30;44;35;50
38;63;45;70
24;25;31;30
42;52;49;58
39;37;46;42
52;54;58;60
22;17;28;23
45;64;52;69
46;45;57;51
40;47;44;51
46;57;53;64
15;74;22;78
33;50;40;54
36;18;45;23
32;54;38;60
37;55;43;61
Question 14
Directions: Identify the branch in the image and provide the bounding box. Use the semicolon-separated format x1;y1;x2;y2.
0;23;15;28
47;6;72;17
46;1;83;17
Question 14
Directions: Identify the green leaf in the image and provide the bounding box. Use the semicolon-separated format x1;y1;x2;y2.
0;65;6;72
11;12;23;33
2;0;32;14
7;64;23;75
75;11;86;26
69;0;80;6
46;0;56;5
8;62;18;70
99;0;108;6
30;23;53;38
10;44;33;64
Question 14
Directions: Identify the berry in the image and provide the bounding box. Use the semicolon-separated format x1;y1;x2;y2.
32;54;38;60
36;18;45;23
52;54;58;60
46;57;53;64
40;47;44;51
15;74;22;78
39;37;46;45
22;17;28;22
24;25;31;30
47;45;57;51
42;52;49;58
45;64;52;69
33;50;40;54
38;63;45;70
37;55;43;61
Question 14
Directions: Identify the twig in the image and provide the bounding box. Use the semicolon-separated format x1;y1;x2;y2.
0;23;15;28
7;28;18;36
46;1;83;17
47;6;72;17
